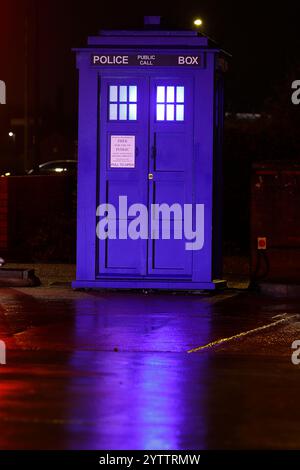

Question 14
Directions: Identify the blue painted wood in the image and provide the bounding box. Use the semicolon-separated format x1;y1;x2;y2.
98;77;149;276
193;54;216;283
72;280;221;290
148;76;193;277
75;64;98;281
87;35;209;47
73;28;226;290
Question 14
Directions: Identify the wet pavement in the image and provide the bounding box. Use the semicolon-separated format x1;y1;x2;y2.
0;285;300;450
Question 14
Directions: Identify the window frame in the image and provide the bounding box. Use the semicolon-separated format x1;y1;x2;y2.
155;85;185;122
108;85;138;122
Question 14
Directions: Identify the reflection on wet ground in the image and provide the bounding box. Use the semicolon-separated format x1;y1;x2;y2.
0;287;300;449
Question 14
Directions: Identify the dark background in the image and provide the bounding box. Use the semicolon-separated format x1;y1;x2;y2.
0;0;300;261
1;0;300;117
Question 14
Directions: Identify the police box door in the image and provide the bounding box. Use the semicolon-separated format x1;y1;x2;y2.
98;77;149;275
147;77;193;277
98;75;194;278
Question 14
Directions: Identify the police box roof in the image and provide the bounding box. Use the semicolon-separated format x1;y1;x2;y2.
73;16;230;58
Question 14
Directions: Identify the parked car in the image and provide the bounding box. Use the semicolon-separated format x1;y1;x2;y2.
27;160;77;176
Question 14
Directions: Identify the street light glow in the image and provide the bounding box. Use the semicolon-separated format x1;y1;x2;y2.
8;131;14;137
194;18;203;27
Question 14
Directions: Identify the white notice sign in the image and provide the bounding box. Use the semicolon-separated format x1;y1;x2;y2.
110;135;135;168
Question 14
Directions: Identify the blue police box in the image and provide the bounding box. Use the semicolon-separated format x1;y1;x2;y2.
72;17;227;290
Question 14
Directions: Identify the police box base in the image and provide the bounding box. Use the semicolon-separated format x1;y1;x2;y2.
72;279;227;291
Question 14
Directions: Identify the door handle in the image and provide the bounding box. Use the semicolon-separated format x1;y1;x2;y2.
148;173;154;180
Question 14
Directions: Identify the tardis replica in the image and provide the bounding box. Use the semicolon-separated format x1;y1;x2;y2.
73;17;227;290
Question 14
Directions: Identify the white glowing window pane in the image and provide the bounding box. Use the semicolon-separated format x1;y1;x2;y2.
109;86;118;102
119;86;127;102
176;86;184;103
129;86;137;102
156;104;165;121
129;104;137;120
157;86;165;103
167;86;175;103
119;104;127;120
176;104;184;121
109;104;118;120
166;104;175;121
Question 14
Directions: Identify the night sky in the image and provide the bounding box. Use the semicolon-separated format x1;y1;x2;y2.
0;0;300;117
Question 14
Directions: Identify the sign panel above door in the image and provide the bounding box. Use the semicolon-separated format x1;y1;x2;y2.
91;54;203;67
